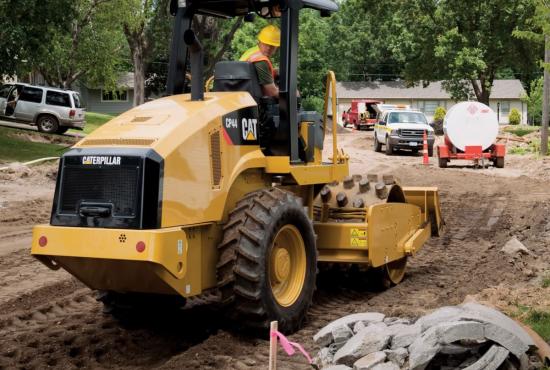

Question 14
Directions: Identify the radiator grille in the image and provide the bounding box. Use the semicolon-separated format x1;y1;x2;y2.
210;130;222;188
400;129;424;137
80;138;157;146
60;166;139;217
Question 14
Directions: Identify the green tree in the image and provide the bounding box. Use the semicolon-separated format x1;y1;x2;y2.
433;107;446;122
38;0;127;89
522;77;543;125
397;0;540;105
509;108;522;125
329;0;404;81
0;0;74;79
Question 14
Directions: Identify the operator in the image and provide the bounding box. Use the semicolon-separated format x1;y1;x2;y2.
239;24;280;98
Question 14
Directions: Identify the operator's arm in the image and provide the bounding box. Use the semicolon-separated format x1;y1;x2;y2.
262;83;279;97
254;61;279;98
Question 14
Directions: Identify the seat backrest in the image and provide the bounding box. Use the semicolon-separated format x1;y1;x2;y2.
212;61;263;102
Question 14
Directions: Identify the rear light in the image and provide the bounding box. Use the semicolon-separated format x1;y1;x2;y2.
39;236;47;247
136;241;146;253
69;109;76;118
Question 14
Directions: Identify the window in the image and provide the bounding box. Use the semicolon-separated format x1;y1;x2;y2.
500;101;510;116
422;101;442;115
388;112;428;124
101;90;128;102
72;93;83;108
0;85;12;99
19;87;43;103
46;91;71;107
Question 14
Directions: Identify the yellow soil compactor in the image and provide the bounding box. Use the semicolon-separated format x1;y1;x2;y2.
31;0;442;333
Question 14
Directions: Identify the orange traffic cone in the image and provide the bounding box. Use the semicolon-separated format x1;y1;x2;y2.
422;130;429;165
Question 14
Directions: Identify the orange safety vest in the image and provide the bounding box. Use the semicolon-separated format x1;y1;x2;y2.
239;46;276;79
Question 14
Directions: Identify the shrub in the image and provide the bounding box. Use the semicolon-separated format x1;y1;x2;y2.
433;106;446;122
509;108;521;125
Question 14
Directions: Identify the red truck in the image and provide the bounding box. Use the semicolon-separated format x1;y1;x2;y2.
342;99;382;130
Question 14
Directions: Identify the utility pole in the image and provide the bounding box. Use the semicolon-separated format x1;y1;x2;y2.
542;34;550;156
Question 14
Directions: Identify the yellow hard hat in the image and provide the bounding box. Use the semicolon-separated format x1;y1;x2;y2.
258;25;281;47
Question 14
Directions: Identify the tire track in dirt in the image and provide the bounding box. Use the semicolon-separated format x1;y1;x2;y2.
0;144;547;369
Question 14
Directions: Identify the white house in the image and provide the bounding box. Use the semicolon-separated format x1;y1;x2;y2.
334;80;527;125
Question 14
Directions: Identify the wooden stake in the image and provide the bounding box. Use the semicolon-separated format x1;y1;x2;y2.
542;34;550;156
269;321;278;370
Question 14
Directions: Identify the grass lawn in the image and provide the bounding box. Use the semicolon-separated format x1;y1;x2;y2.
0;126;69;162
503;125;538;137
69;112;115;135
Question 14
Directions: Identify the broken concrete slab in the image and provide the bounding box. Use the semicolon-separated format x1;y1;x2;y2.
323;365;352;370
315;347;334;368
389;324;422;349
333;325;355;348
353;351;386;370
383;317;411;326
483;322;529;359
333;330;390;366
501;237;532;256
353;321;366;334
315;313;386;347
370;362;399;370
434;321;485;344
415;306;465;332
463;344;509;370
363;322;388;335
408;326;441;370
459;302;535;348
383;348;407;367
440;343;476;355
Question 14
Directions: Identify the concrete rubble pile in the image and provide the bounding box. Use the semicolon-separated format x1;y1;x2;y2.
313;302;540;370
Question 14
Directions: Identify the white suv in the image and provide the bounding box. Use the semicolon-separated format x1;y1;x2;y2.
0;83;86;134
373;107;435;156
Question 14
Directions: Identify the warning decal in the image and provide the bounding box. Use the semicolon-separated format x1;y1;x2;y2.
350;228;368;247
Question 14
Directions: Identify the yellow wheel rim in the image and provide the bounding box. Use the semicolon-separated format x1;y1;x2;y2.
385;257;407;285
269;225;306;307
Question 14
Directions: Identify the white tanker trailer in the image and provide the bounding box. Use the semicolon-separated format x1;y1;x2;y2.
437;102;505;168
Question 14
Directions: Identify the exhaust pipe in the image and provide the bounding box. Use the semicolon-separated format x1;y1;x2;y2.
184;29;204;101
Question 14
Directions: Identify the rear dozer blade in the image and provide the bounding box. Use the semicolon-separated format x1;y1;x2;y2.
402;187;443;237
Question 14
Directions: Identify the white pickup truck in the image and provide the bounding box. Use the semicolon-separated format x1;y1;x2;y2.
373;106;435;156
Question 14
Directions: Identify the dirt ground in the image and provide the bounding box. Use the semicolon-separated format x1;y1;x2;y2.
0;130;549;369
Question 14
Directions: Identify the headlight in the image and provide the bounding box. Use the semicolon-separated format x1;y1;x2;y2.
391;129;399;135
427;130;435;137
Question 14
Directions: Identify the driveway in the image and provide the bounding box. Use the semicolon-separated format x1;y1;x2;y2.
0;119;85;138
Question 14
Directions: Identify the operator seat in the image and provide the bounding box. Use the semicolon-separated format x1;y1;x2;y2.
212;61;263;103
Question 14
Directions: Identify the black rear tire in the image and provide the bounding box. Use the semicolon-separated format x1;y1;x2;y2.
495;157;504;168
438;157;448;168
217;188;317;334
37;115;59;134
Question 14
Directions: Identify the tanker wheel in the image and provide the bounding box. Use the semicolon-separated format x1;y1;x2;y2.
495;157;504;168
217;188;317;334
438;157;448;168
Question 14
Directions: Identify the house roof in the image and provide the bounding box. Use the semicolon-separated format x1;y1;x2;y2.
114;72;134;89
79;72;134;90
336;80;526;100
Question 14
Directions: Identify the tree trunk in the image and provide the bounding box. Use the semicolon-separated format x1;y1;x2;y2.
542;34;550;156
132;44;145;106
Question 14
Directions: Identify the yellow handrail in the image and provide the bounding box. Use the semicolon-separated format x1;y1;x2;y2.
323;70;339;164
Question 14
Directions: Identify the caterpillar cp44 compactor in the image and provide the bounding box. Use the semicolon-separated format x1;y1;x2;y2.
31;0;442;333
